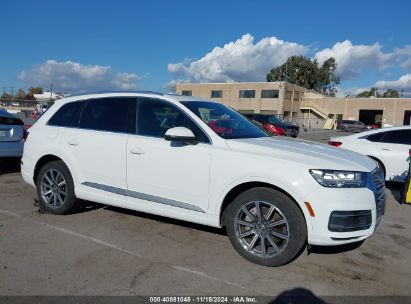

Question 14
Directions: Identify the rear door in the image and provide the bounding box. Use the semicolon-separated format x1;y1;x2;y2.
59;97;135;206
375;129;411;180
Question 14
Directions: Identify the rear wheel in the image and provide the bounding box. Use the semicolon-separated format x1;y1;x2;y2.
36;160;79;214
225;187;307;266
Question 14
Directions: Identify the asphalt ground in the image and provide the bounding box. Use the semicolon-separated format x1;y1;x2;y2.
0;130;410;299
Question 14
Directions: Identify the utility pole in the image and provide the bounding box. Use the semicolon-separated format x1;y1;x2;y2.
50;82;54;101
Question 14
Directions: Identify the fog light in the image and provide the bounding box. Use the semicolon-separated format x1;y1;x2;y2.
328;210;372;232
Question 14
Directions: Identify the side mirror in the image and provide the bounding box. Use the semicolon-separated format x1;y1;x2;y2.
165;127;198;145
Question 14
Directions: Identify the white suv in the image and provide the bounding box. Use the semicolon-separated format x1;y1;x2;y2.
21;92;385;266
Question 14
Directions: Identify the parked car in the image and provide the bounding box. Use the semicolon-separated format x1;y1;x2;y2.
0;109;25;158
329;126;411;182
22;92;384;266
245;114;299;137
336;120;369;132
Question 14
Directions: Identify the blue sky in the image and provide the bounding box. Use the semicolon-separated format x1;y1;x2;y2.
1;0;411;96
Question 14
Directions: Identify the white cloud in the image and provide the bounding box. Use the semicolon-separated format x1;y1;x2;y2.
401;58;411;70
19;60;140;92
314;42;411;81
168;34;307;84
314;40;394;80
374;73;411;93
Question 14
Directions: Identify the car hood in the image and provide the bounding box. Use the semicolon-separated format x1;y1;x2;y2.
226;136;376;172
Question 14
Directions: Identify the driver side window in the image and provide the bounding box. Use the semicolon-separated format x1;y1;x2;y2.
136;98;209;143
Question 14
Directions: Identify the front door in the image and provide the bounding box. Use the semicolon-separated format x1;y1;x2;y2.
126;97;211;213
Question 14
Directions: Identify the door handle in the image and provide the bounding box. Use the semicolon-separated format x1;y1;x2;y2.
67;139;79;146
129;147;145;155
381;148;392;151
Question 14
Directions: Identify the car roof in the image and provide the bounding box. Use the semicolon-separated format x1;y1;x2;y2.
53;91;216;105
334;125;411;140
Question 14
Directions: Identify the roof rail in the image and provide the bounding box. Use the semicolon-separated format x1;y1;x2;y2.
67;91;164;97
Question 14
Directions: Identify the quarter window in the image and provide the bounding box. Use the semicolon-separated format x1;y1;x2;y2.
48;101;84;127
211;90;223;98
137;98;208;143
79;98;134;133
261;89;279;98
239;90;255;98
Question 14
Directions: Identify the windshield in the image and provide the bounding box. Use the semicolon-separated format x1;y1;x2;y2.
181;101;268;139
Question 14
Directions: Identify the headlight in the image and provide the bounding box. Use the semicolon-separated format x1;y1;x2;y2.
309;169;367;188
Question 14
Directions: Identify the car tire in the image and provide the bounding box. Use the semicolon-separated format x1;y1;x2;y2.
36;160;80;215
224;187;307;267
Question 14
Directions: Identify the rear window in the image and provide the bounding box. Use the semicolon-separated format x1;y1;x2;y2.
48;101;84;127
0;115;23;126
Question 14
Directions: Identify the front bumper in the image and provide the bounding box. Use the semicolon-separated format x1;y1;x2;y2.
306;170;385;246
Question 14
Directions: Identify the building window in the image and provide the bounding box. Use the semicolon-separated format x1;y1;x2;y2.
239;90;255;98
181;90;192;96
211;90;223;98
261;89;279;98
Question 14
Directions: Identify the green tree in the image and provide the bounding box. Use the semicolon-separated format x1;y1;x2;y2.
15;89;26;100
1;92;12;100
357;87;379;98
266;56;340;96
356;88;399;98
25;86;43;100
382;89;399;98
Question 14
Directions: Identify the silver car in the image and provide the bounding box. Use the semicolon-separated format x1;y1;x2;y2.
0;109;25;158
336;120;369;133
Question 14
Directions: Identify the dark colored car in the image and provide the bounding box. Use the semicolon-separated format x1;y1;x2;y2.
245;114;299;137
336;120;369;133
0;109;26;158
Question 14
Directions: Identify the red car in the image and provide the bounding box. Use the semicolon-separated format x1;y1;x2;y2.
207;119;235;135
262;123;287;136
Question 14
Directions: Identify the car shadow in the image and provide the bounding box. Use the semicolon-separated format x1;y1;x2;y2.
103;205;227;236
0;158;21;175
308;241;364;255
386;181;405;204
270;288;328;304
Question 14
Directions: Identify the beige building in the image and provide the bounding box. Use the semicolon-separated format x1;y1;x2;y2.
176;82;411;128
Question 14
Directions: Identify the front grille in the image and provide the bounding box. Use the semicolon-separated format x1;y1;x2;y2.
372;170;386;226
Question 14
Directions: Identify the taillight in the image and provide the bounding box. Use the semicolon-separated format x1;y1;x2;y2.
328;141;342;147
23;130;29;141
23;125;31;141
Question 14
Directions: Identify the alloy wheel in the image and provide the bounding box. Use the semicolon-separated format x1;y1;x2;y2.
234;201;289;257
40;169;67;209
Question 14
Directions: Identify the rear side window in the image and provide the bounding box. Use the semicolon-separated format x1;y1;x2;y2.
48;101;84;127
381;130;411;145
79;98;134;133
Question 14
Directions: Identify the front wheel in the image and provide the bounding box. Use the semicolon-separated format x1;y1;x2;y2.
225;187;307;266
36;160;80;215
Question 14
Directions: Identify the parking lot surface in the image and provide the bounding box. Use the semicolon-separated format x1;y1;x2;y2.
1;130;411;297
